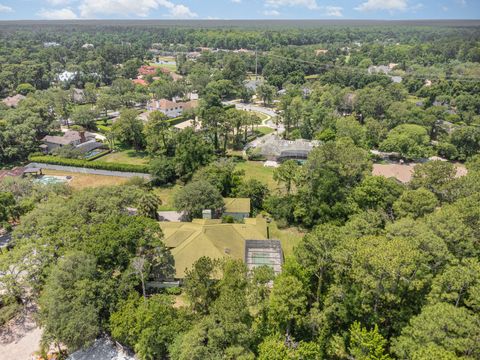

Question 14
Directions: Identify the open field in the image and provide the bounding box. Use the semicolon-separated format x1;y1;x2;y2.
255;127;275;135
154;184;183;211
42;169;128;189
235;161;278;190
268;220;305;257
96;150;149;165
148;61;177;72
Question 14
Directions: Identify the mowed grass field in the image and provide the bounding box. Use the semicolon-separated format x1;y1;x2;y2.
96;150;149;165
235;161;278;190
270;222;305;257
42;169;128;190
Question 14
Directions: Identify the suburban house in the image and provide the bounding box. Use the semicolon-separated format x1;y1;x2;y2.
159;217;283;279
41;130;102;153
138;65;157;76
223;198;251;220
147;98;198;118
250;136;321;162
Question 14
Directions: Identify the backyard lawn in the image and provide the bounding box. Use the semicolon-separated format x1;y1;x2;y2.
255;126;275;135
96;150;149;165
154;184;183;211
267;218;304;257
42;169;128;190
235;161;278;191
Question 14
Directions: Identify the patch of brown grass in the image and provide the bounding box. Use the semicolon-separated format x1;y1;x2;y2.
42;170;128;190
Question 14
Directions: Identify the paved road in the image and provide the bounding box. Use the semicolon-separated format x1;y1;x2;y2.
27;163;151;179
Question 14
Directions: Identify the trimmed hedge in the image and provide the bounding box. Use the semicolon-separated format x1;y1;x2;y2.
28;155;150;173
167;116;187;126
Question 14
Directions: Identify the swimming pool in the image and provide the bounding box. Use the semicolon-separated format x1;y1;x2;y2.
84;149;105;159
34;175;69;185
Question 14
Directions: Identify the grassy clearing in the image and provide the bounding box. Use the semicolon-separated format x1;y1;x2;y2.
159;64;177;72
235;161;278;191
255;127;275;135
267;219;305;257
149;61;177;72
42;169;128;190
252;111;269;122
156;56;176;62
154;184;183;211
97;150;149;165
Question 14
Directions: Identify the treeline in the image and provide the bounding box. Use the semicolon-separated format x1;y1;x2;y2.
1;156;479;359
1;23;479;95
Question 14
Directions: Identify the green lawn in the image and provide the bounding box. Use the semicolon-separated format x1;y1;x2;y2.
255;127;275;136
154;184;183;211
235;161;278;191
252;111;270;122
149;61;177;72
159;63;177;72
96;149;149;165
267;219;305;257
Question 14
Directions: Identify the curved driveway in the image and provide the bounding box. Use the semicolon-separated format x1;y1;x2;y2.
223;100;285;133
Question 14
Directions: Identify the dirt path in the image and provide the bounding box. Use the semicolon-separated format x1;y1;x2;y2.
0;303;42;360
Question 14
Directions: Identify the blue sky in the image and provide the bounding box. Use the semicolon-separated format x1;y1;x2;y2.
0;0;477;20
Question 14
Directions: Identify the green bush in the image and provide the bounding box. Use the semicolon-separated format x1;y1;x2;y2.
0;296;22;326
165;287;182;295
28;155;150;173
167;116;187;126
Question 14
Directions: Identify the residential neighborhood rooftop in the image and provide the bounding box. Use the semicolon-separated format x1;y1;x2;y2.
159;217;276;278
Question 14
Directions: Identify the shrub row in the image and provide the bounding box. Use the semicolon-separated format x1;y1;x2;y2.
28;155;150;173
167;116;188;126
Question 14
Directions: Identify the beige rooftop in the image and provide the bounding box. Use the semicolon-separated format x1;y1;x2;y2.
160;218;267;278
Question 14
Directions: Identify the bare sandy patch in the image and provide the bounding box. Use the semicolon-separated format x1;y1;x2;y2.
0;303;42;360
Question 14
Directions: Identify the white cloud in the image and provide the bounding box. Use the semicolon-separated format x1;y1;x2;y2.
166;3;197;18
78;0;196;18
324;5;342;16
47;0;72;5
455;0;466;6
0;3;13;13
265;0;319;10
37;7;78;19
263;9;280;16
232;0;241;3
355;0;408;12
